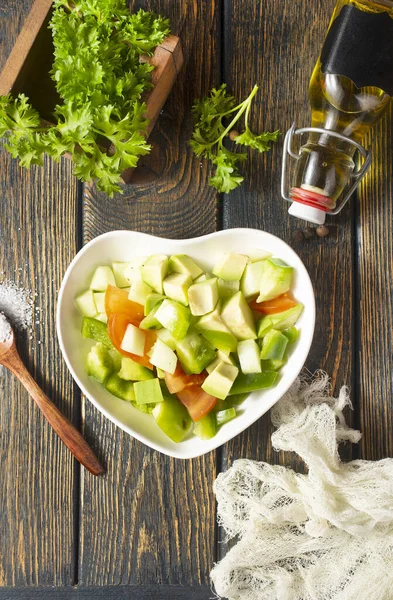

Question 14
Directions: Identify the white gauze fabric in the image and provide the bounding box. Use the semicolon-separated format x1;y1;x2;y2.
211;372;393;600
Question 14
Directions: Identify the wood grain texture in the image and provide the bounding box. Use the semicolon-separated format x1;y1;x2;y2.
0;586;212;599
79;0;221;586
357;102;393;460
220;0;355;477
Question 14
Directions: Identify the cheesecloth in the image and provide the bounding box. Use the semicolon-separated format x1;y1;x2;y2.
211;372;393;600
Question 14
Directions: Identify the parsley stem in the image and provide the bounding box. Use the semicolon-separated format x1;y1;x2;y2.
218;84;259;144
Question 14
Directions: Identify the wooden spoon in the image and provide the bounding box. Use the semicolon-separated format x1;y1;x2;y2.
0;319;105;476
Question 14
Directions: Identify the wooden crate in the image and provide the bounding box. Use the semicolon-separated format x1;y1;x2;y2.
0;0;183;184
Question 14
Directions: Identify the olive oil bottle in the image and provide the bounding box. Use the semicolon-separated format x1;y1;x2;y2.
283;0;393;224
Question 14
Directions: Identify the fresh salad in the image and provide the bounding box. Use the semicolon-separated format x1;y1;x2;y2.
75;251;303;443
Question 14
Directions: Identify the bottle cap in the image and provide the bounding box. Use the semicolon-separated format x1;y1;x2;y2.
288;202;326;225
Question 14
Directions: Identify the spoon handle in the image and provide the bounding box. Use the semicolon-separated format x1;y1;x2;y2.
5;349;105;476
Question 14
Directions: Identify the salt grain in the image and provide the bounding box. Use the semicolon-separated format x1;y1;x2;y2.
0;280;34;333
0;312;11;343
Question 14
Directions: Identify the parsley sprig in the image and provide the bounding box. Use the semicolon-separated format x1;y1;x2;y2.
0;0;170;196
190;84;280;193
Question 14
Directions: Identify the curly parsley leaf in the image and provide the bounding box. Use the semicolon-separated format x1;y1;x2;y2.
190;84;280;193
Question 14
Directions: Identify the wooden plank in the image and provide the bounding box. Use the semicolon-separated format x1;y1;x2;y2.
357;102;393;460
0;2;78;586
79;0;221;586
220;0;354;476
0;586;212;599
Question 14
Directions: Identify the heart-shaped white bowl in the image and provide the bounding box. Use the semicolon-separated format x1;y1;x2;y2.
57;228;315;459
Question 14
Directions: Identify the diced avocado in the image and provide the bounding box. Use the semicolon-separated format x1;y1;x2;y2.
118;357;154;381
163;273;192;306
81;316;113;349
193;412;217;440
152;395;192;443
93;292;106;314
194;273;211;283
206;350;236;374
90;266;116;292
217;278;240;299
156;327;177;350
134;378;164;405
247;249;272;262
95;313;108;324
257;258;293;302
141;254;168;294
202;362;239;400
175;332;216;374
144;293;166;316
168;254;203;280
105;374;135;402
220;291;257;341
196;307;238;353
212;253;248;281
86;343;114;383
149;338;178;375
76;289;97;317
128;280;153;306
257;304;304;337
260;329;288;361
112;262;131;288
120;324;146;356
188;278;219;316
155;299;192;340
216;407;237;426
261;358;287;371
228;371;278;395
237;339;261;374
240;261;265;299
282;327;300;343
139;303;163;330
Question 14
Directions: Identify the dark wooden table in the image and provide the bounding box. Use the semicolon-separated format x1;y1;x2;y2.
0;0;392;598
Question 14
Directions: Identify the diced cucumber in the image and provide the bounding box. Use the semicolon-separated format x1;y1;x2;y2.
149;338;178;375
247;249;272;262
216;407;236;426
118;357;154;381
257;304;304;337
163;273;192;306
261;358;287;371
155;299;192;340
144;293;166;316
221;291;257;340
194;273;211;283
240;260;265;299
95;313;108;324
237;339;262;374
141;254;168;294
156;327;177;350
228;371;278;395
75;289;97;317
282;327;300;343
128;280;153;306
202;362;239;400
193;412;217;440
134;378;164;405
212;253;248;281
86;343;114;383
112;262;131;288
93;292;106;314
120;324;146;356
90;266;116;292
188;278;219;316
124;259;146;285
175;332;216;374
206;350;236;374
257;258;293;302
196;307;238;353
139;303;163;330
217;278;240;299
105;374;135;402
260;329;288;361
168;254;203;280
81;316;113;349
152;395;192;442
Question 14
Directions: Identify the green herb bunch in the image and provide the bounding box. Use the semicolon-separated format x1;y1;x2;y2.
0;0;170;196
190;84;280;193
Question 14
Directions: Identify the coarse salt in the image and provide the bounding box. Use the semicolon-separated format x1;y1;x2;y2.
0;312;11;343
0;280;34;333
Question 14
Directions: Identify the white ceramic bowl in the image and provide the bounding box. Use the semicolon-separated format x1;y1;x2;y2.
57;229;315;459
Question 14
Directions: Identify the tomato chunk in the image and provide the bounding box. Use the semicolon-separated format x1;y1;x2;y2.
105;285;144;322
165;364;207;394
108;313;155;369
249;293;297;315
176;386;217;422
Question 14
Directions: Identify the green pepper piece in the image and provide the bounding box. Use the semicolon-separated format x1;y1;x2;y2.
193;412;217;440
105;374;135;402
175;332;216;374
152;395;192;443
282;327;300;344
81;316;113;349
86;343;114;383
228;371;278;395
144;293;166;316
139;303;164;330
260;329;288;361
261;358;287;371
216;407;237;426
118;357;155;381
131;401;155;414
